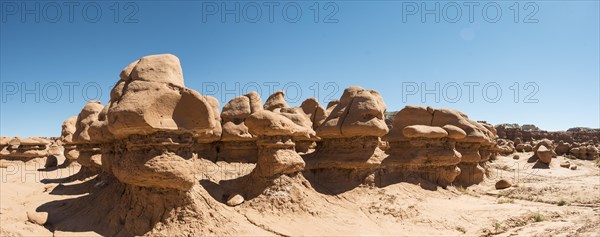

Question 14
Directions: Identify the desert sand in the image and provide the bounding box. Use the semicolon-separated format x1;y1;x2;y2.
1;152;598;236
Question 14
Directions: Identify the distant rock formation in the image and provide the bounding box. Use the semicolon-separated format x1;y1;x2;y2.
0;137;54;160
496;124;599;160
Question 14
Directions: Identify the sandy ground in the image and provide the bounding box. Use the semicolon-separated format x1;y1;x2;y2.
1;152;599;236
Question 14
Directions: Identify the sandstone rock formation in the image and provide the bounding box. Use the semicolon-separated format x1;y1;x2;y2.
433;108;495;186
0;137;52;160
263;90;289;112
383;106;463;186
106;54;221;191
219;92;262;162
308;87;388;174
495;179;512;190
381;106;498;186
61;116;79;163
536;145;553;164
494;139;515;155
36;53;600;236
555;141;571;155
0;136;10;157
570;144;600;160
300;97;327;130
516;143;533;152
496;124;600;145
71;101;105;172
278;106;318;153
246;110;313;178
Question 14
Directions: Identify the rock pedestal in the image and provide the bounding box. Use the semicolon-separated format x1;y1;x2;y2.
246;110;312;178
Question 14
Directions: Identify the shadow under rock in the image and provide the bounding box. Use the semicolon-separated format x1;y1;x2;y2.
36;175;125;236
40;167;99;184
532;160;550;169
200;171;303;204
49;175;106;195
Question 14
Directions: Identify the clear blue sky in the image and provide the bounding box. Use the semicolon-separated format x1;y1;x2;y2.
1;1;598;137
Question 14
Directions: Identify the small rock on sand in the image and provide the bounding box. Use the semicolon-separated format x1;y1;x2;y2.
226;194;244;207
495;179;512;190
27;211;48;225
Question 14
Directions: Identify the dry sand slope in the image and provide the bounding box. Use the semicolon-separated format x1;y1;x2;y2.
1;152;598;236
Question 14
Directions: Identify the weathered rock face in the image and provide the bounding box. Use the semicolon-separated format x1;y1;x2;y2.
107;54;219;139
246;110;313;177
104;54;221;191
317;86;388;138
262;91;320;153
219;92;262;162
298;98;328;152
110;132;196;190
300;97;327;130
278;106;317;153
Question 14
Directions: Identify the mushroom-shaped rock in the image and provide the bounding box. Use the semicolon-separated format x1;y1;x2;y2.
382;107;464;186
73;101;104;143
384;106;433;141
423;108;493;186
2;137;52;159
263;90;289;112
307;87;388;177
60;116;77;144
246;110;311;177
105;54;219;191
71;101;105;171
536;145;553;164
219;92;262;162
278;106;318;152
